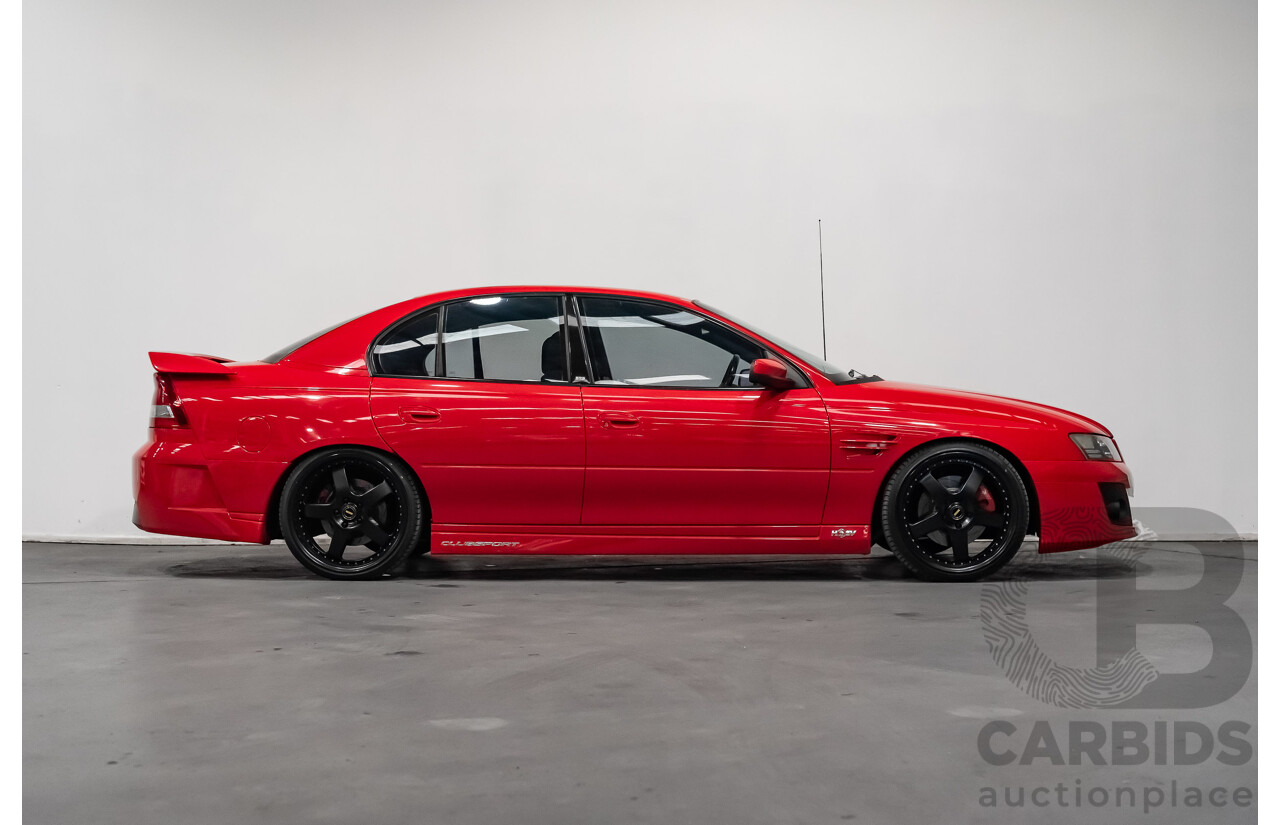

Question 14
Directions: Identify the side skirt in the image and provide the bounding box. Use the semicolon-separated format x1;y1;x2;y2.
429;524;872;555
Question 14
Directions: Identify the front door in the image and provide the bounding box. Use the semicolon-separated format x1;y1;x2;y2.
574;295;830;526
369;293;585;526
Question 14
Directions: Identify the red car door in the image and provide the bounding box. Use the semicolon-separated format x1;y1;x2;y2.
575;296;830;526
369;294;585;525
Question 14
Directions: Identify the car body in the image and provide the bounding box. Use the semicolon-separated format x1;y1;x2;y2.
133;285;1135;580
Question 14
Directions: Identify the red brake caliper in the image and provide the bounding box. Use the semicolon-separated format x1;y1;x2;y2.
975;485;997;513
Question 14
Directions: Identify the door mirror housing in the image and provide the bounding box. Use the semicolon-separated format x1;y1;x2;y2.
749;358;795;390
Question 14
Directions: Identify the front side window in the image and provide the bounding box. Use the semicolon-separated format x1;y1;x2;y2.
577;297;786;388
442;295;566;382
694;300;880;385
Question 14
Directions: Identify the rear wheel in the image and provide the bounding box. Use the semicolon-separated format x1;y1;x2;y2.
279;448;424;580
880;442;1028;582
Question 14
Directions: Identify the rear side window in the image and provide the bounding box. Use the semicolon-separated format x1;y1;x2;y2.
442;295;565;382
370;310;440;377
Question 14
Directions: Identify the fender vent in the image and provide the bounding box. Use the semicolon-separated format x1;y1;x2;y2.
839;433;899;455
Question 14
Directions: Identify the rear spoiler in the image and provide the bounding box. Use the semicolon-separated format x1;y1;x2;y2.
148;352;237;375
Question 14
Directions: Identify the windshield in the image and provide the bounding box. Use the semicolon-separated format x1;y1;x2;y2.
694;301;880;385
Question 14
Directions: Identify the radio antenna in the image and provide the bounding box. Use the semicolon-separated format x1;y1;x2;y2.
818;219;827;360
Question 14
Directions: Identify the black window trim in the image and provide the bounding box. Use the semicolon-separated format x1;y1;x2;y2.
367;290;813;390
566;295;593;384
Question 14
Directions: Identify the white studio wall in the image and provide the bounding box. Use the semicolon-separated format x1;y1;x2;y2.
23;0;1257;540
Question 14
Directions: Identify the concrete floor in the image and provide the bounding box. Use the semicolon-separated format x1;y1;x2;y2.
24;541;1256;825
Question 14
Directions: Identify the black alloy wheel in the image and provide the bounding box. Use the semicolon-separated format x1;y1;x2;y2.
279;448;424;580
880;442;1029;582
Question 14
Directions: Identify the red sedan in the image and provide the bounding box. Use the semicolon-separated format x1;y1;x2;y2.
133;286;1135;581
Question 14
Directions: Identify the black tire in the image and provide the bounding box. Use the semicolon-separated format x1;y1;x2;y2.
407;531;432;558
879;442;1029;582
279;447;424;580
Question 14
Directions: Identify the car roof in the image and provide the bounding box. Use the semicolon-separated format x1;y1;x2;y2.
412;285;693;304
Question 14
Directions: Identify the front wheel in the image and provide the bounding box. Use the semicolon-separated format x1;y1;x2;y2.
279;448;425;580
880;443;1029;582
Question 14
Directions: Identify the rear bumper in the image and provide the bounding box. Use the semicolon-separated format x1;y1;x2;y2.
1025;459;1137;553
132;439;270;544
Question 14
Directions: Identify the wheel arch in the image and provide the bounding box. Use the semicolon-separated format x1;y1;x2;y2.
264;443;431;541
870;436;1041;548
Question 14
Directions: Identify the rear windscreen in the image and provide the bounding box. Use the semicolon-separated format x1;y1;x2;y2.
262;316;357;364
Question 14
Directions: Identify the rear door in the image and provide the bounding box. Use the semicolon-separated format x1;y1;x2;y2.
369;293;586;526
575;295;831;526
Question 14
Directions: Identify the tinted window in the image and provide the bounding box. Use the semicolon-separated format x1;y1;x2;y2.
577;297;774;388
694;300;880;385
263;316;358;364
443;295;566;382
370;309;440;377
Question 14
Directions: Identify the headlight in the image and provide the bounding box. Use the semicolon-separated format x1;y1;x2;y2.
1070;433;1122;461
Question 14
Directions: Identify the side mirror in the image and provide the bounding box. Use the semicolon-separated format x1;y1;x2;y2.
749;358;795;390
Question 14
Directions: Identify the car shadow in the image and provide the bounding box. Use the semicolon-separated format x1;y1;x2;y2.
164;548;1141;582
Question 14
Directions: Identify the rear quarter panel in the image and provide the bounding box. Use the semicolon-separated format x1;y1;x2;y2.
170;363;379;517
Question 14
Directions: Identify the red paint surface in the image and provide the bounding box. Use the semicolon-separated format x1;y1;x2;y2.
134;286;1136;555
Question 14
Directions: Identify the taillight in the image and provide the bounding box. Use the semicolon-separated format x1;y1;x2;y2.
150;373;188;428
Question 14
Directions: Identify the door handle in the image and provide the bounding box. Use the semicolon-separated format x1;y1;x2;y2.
400;407;441;424
598;411;640;429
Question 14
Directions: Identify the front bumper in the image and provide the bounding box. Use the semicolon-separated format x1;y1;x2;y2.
133;438;270;544
1024;459;1137;553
